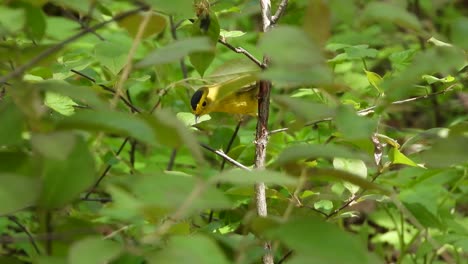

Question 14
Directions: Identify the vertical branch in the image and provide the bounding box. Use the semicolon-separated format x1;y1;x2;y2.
255;1;288;263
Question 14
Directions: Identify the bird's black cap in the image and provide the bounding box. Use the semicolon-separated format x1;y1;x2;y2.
191;89;204;111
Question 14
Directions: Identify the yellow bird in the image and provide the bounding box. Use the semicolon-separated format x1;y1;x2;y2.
190;74;259;121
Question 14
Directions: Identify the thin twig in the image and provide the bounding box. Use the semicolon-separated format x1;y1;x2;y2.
277;250;293;264
84;137;130;199
218;38;266;69
166;148;178;171
0;6;147;84
70;69;141;113
7;215;41;255
200;143;251;171
220;120;242;171
45;211;52;255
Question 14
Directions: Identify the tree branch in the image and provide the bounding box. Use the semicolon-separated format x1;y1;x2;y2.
200;143;251;171
0;6;148;84
271;0;289;24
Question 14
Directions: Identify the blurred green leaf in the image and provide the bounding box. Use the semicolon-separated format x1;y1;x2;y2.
400;185;444;228
275;144;371;165
418;136;468;168
211;169;298;186
118;12;166;39
57;110;156;145
132;173;231;215
146;234;230;264
144;110;204;163
144;0;194;17
38;134;96;208
68;237;122;264
267;217;379;264
335;105;377;140
0;99;24;146
23;3;46;41
303;0;330;48
0;6;25;35
314;199;333;211
362;2;422;31
95;35;132;75
259;26;332;86
273;95;335;122
0;173;39;215
451;16;468;50
220;29;245;39
136;37;213;67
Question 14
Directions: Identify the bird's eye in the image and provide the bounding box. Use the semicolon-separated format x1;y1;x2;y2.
202;101;207;107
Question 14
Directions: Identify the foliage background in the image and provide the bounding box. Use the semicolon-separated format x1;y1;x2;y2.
0;0;467;263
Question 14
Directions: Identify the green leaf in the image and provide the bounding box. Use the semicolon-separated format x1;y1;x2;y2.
131;174;232;215
0;173;40;215
211;169;298;186
56;110;156;145
389;147;419;167
418;135;468;168
422;74;455;84
146;235;230;264
275;144;371;165
0;99;24;146
68;237;122;264
136;37;213;67
267;217;379;264
95;35;132;75
31;132;76;160
362;2;422;31
38;134;96;209
335;105;377;140
190;11;220;76
23;3;46;41
273;95;335;122
399;185;443;228
333;158;367;194
365;70;383;93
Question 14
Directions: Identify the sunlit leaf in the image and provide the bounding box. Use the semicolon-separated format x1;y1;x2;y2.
389;147;419;167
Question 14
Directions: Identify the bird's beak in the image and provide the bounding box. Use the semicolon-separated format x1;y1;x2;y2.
194;115;199;124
